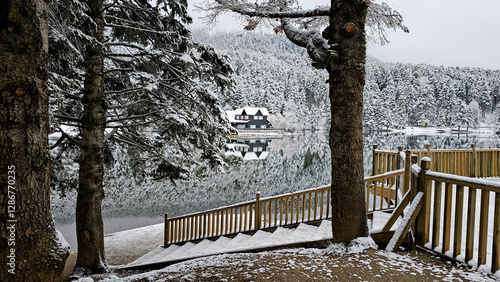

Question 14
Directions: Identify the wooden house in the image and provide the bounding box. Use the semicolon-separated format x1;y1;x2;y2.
226;107;272;130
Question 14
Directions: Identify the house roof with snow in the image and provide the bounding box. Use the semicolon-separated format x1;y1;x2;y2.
226;107;270;123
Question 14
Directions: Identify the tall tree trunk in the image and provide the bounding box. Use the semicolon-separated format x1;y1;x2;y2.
75;0;107;273
0;0;69;280
326;0;369;243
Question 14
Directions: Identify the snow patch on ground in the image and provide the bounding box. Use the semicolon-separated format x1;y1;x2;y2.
325;237;378;256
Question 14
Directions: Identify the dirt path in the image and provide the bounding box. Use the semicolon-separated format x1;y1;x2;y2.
112;248;498;281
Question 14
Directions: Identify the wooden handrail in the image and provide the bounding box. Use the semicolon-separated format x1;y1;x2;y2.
426;171;500;193
365;169;404;182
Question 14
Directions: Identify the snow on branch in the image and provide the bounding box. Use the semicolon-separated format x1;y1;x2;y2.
366;2;409;45
199;0;408;45
281;20;336;69
198;0;329;24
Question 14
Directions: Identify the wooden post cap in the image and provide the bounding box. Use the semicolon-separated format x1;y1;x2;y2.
373;145;378;149
411;154;418;164
471;144;476;149
398;146;404;151
421;157;431;170
256;192;261;199
406;150;412;157
425;144;431;149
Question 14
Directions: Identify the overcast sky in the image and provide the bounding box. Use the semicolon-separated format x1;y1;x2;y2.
188;0;500;70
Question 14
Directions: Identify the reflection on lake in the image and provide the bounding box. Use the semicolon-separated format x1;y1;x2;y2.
52;131;500;250
226;138;273;160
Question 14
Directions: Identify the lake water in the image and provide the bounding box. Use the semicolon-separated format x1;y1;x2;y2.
53;130;500;251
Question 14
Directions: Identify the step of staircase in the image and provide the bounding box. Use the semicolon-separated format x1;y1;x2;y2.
199;236;232;255
264;227;295;245
312;220;332;241
128;243;178;266
244;230;273;248
221;233;252;251
181;239;215;258
286;223;319;243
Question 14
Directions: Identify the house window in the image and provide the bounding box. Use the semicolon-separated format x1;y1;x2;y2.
261;125;266;129
250;125;256;129
244;115;249;119
237;124;245;129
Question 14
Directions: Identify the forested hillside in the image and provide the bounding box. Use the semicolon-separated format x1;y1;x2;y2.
193;31;500;130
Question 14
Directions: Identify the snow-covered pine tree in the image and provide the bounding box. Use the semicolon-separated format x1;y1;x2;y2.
48;0;233;274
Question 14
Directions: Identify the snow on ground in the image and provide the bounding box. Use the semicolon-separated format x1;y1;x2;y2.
100;247;498;281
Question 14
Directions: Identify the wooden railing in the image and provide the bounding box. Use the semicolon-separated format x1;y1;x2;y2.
165;172;402;246
371;145;404;175
373;144;500;178
165;199;258;246
365;169;404;212
385;157;500;273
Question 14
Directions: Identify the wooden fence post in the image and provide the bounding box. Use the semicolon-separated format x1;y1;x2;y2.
372;145;379;175
425;144;431;157
415;158;431;245
255;192;261;231
396;146;404;196
471;144;477;177
164;214;169;247
402;150;411;195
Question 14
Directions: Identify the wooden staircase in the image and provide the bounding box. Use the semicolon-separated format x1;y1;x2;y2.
123;220;333;270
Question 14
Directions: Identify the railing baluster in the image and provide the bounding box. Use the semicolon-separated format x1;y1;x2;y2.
432;181;442;249
478;190;490;266
280;199;283;225
453;185;464;258
327;189;331;218
320;190;324;219
285;198;289;224
314;192;318;220
269;201;272;228
465;187;476;262
238;207;243;233
164;215;169;246
274;200;278;227
442;183;452;254
302;194;306;222
296;196;300;223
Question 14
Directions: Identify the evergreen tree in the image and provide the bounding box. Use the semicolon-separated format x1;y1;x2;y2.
48;0;233;274
0;0;69;279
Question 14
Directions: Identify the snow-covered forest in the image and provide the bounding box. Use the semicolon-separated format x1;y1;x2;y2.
193;31;500;131
51;30;500;224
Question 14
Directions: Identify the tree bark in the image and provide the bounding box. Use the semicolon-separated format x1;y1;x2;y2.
0;0;69;280
325;0;369;243
74;0;108;273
